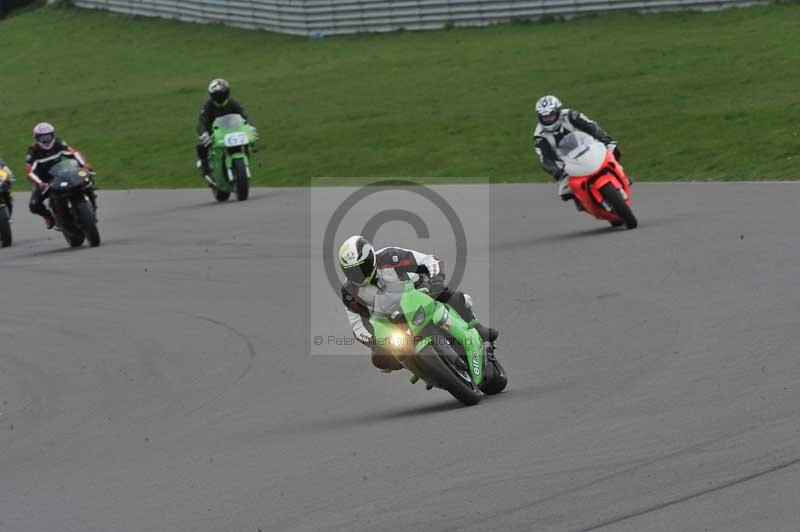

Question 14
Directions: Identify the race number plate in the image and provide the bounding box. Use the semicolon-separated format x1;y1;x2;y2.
224;132;249;147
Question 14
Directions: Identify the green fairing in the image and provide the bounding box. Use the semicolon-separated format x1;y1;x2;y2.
208;113;257;192
369;281;485;385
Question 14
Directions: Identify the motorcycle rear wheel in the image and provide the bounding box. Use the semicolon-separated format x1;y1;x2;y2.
213;188;231;202
64;231;85;248
479;352;508;395
599;183;637;229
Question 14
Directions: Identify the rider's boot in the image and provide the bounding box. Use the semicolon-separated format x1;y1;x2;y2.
197;159;214;187
43;211;55;230
372;351;403;373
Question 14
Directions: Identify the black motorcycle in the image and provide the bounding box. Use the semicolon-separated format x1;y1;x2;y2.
0;166;12;248
47;159;100;248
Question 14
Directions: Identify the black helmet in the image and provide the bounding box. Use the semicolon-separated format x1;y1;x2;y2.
208;78;231;107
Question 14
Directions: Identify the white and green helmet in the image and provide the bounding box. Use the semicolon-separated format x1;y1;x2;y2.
339;235;376;286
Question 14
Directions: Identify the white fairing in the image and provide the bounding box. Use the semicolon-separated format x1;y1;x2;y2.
556;131;606;178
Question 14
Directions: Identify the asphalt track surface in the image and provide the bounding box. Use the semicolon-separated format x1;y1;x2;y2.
1;183;799;532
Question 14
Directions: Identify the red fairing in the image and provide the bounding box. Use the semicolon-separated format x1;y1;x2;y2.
568;149;632;224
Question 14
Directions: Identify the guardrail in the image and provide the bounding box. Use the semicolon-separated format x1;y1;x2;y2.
72;0;759;36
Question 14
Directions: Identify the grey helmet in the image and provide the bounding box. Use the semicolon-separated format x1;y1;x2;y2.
208;78;231;107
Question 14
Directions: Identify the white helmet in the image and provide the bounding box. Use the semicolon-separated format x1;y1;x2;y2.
535;95;563;132
33;122;56;150
339;235;377;286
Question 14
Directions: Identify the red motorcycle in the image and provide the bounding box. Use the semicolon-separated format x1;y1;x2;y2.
557;132;637;229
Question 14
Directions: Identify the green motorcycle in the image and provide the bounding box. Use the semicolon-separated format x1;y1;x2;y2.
370;280;507;406
207;113;257;202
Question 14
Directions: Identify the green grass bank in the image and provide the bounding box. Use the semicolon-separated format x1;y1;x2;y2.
3;3;799;188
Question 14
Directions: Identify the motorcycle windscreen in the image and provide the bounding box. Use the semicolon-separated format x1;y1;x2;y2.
49;159;82;180
556;132;606;178
49;159;88;192
372;281;407;323
213;114;246;130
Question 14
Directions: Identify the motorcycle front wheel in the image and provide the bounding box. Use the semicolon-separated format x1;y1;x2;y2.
415;342;481;406
233;158;249;201
77;200;101;247
600;183;637;229
0;204;11;247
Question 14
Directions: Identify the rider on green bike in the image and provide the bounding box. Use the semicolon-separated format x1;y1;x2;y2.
196;79;258;184
338;235;498;372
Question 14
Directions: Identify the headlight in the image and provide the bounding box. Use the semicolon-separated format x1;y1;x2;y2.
386;329;412;351
390;330;406;346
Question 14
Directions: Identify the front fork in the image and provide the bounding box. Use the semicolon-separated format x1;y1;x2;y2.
225;148;251;181
86;187;98;211
1;190;13;219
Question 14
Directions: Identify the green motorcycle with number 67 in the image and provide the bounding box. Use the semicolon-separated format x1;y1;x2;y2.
207;113;257;202
370;280;507;406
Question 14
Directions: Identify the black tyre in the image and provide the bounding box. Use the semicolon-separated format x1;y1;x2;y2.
479;352;508;395
599;183;637;229
65;232;85;248
213;188;231;202
77;201;101;247
0;205;11;248
415;342;481;406
233;158;249;201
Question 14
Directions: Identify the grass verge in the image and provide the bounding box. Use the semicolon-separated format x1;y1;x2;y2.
2;3;799;188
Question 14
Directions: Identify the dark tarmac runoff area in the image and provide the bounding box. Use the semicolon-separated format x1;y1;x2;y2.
1;183;799;532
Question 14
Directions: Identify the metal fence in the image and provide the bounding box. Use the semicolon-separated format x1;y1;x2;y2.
72;0;759;36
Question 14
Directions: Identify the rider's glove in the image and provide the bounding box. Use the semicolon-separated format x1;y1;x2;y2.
419;273;446;297
37;181;49;192
357;331;374;347
199;131;212;148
